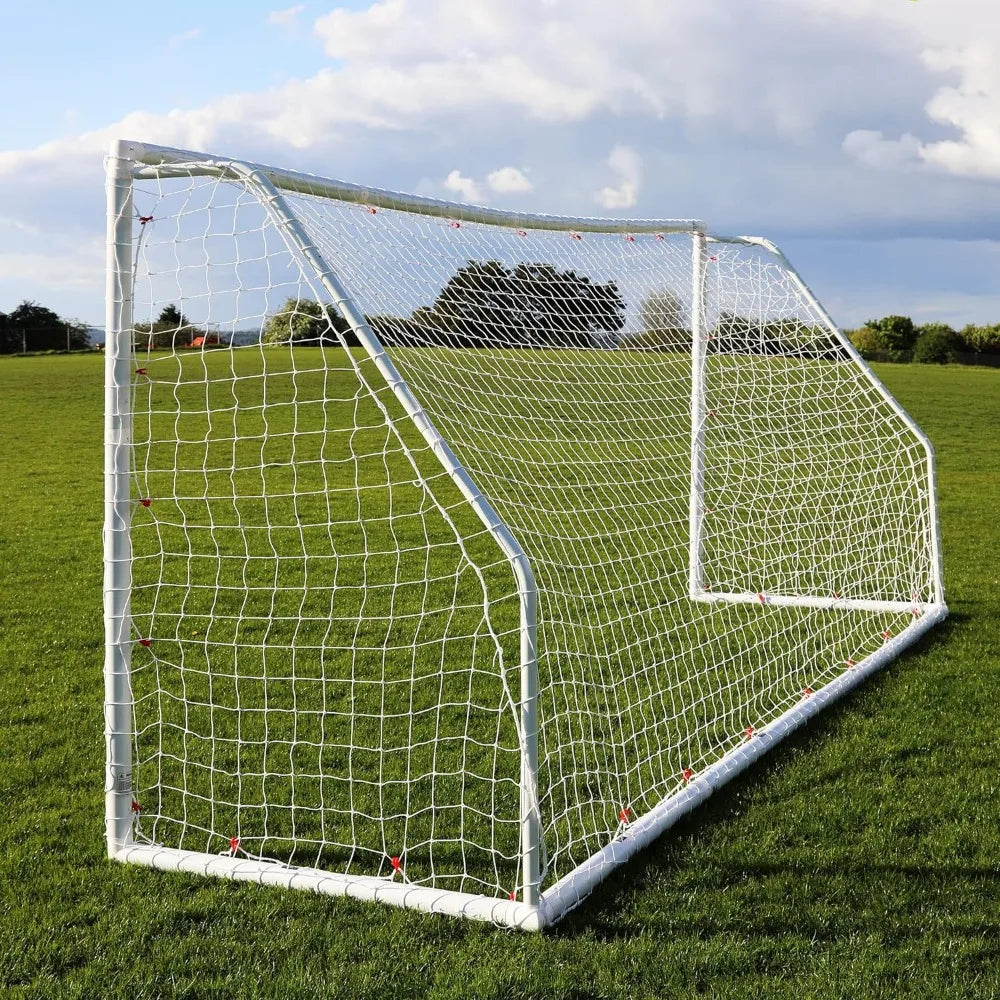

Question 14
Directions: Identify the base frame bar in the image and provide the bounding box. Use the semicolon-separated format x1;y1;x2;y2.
116;845;543;931
692;591;937;614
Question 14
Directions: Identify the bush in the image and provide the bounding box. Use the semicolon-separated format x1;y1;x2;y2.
851;315;917;361
913;324;959;364
958;323;1000;355
848;324;908;362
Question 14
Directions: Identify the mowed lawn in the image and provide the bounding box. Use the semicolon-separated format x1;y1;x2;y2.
1;352;999;999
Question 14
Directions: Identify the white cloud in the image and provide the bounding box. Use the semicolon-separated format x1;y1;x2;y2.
443;169;484;203
0;229;104;293
916;44;1000;178
166;28;201;49
268;5;305;28
842;130;924;171
595;145;641;210
486;167;532;194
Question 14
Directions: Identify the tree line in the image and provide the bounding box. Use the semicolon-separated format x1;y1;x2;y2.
845;315;1000;365
262;261;627;350
0;302;91;354
9;263;996;368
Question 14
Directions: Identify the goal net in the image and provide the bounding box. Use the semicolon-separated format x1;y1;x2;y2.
104;140;946;930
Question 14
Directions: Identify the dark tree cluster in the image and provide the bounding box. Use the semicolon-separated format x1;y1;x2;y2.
376;260;626;350
0;301;90;354
710;313;840;359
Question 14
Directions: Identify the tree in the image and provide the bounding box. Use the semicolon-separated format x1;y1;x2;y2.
261;298;358;347
0;300;90;353
134;304;205;351
633;288;690;351
417;260;626;348
858;315;917;360
958;323;1000;355
367;314;425;347
847;326;884;361
913;323;959;364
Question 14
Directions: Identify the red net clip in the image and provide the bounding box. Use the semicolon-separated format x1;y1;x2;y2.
833;590;841;600
138;215;153;225
135;367;148;376
140;498;152;508
624;234;635;242
390;855;402;871
508;890;516;901
803;686;813;696
846;658;856;668
655;233;665;241
570;232;582;240
138;638;151;647
682;767;693;782
229;836;240;854
366;206;377;214
449;221;461;229
757;592;766;604
744;725;755;739
131;800;142;813
882;630;893;642
618;807;630;824
515;229;527;237
708;255;718;261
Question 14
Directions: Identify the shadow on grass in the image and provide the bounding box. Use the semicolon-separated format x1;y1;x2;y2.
551;617;966;939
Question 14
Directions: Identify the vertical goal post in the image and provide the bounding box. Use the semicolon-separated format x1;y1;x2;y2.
104;139;946;931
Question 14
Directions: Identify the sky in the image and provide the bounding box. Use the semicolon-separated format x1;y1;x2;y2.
1;0;999;330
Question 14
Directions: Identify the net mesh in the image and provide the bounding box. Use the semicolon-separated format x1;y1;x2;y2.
121;163;938;906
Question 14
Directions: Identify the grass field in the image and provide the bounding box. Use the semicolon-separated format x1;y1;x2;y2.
1;352;999;998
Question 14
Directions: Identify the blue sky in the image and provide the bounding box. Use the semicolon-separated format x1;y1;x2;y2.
1;0;999;329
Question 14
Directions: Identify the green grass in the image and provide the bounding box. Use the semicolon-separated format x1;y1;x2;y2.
2;353;999;998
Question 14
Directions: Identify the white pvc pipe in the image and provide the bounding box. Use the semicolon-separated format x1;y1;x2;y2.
116;845;543;931
118;140;702;235
692;591;940;615
688;232;708;598
104;139;136;856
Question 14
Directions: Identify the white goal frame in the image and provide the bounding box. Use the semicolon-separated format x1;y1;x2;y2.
104;139;946;931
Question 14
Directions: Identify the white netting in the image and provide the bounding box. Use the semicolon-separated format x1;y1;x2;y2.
119;160;939;911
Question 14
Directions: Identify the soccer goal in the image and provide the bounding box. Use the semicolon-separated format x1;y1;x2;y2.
104;139;946;930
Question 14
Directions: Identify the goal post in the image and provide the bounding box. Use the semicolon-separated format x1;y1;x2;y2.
104;139;946;930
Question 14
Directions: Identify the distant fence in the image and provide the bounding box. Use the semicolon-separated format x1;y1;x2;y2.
0;324;97;354
955;352;1000;368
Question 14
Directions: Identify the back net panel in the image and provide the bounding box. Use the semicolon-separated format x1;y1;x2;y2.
122;165;938;907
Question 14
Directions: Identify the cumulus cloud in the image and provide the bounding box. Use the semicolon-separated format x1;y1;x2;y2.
268;5;305;28
486;167;532;194
443;169;484;203
595;145;641;210
916;44;1000;178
